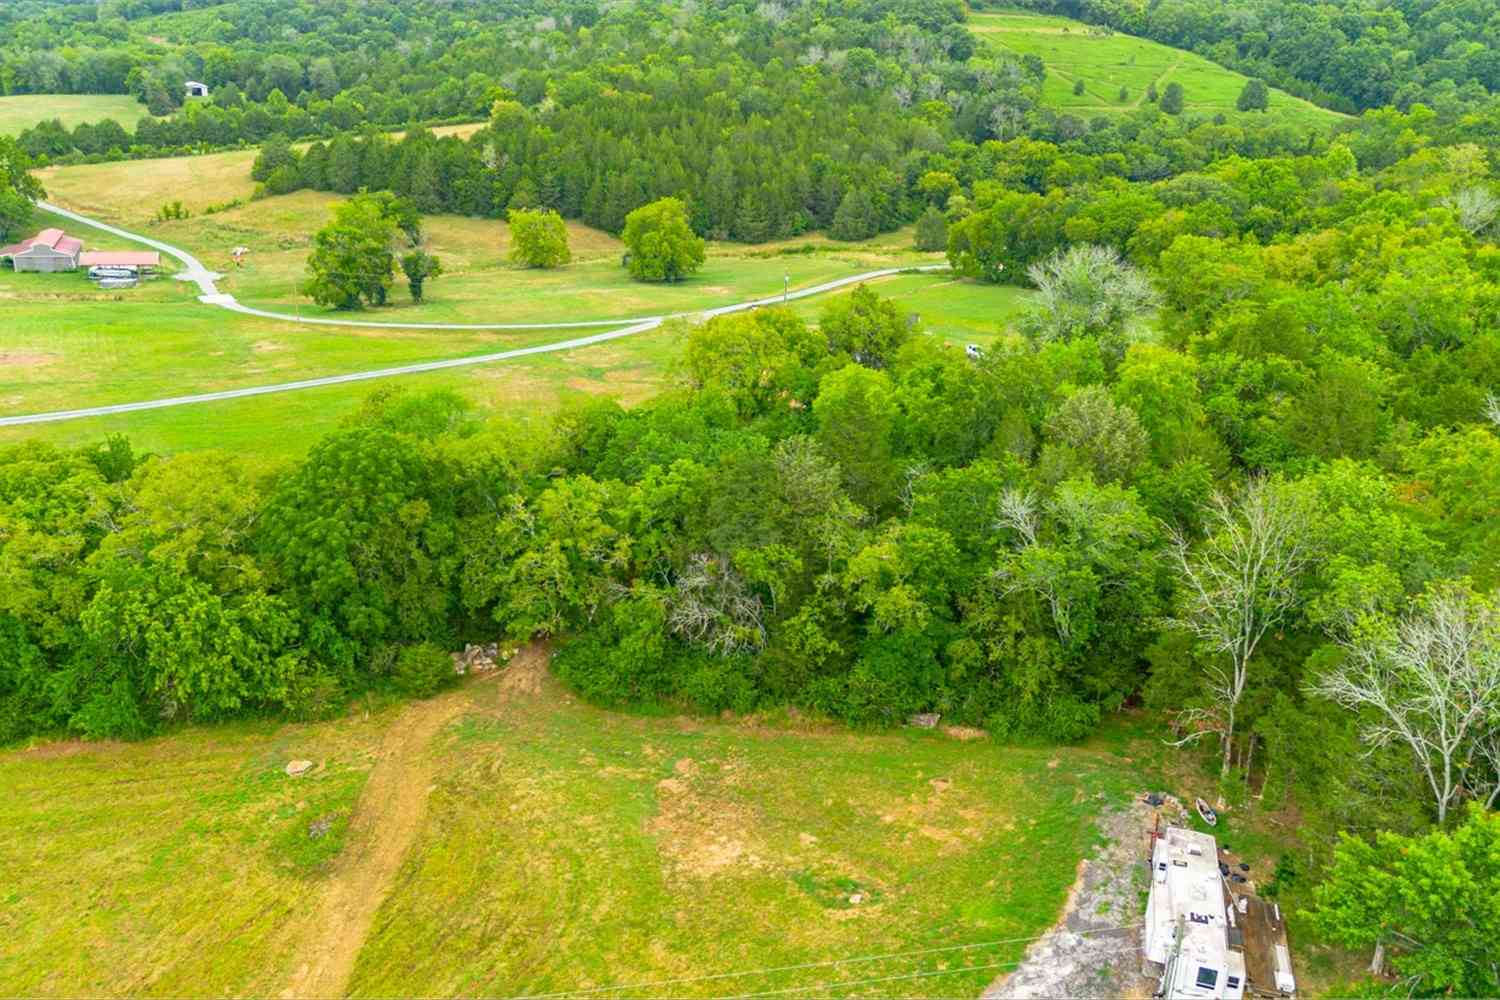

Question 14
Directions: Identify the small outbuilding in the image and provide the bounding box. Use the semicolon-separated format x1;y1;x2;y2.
185;80;210;98
0;228;84;272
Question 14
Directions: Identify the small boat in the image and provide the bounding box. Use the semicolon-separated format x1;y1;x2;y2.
1195;797;1218;826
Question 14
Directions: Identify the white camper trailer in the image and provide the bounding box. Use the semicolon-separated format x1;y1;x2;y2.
1144;826;1246;998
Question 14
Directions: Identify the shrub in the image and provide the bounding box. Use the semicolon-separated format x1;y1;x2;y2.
678;653;758;714
986;694;1100;743
284;669;345;721
391;642;454;698
913;205;947;251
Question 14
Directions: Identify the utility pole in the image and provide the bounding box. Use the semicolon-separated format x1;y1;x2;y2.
783;274;789;303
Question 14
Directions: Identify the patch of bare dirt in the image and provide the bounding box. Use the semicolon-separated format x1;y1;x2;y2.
646;757;768;880
944;725;987;741
499;643;548;696
0;350;57;370
280;641;545;999
982;795;1159;1000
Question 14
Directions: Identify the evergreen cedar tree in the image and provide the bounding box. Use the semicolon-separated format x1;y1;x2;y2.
1160;82;1184;115
1237;78;1270;112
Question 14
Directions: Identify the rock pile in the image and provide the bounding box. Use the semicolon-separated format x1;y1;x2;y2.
451;642;516;676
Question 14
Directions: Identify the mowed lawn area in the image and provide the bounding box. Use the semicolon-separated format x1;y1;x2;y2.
970;11;1343;130
0;94;150;136
5;148;1029;457
0;707;392;996
0;659;1136;998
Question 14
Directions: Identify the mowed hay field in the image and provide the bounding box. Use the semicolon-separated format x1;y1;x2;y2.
0;94;150;136
0;652;1136;998
4;143;1028;456
970;11;1343;129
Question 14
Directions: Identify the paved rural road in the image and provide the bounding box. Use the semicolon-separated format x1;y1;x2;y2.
7;202;946;426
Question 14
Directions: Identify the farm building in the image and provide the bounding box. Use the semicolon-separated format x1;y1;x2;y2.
0;228;83;272
185;81;210;98
80;250;161;273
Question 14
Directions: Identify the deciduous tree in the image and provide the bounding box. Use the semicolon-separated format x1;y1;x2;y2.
301;193;400;309
508;207;571;268
1311;583;1500;823
621;196;704;282
1164;476;1316;802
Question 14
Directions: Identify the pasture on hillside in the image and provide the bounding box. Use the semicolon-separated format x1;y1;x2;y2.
0;654;1137;998
0;94;149;136
970;11;1343;129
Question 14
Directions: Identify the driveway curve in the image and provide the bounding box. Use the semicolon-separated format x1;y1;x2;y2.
6;202;948;426
39;200;944;331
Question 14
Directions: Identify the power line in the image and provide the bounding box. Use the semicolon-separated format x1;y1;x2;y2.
517;924;1142;999
731;941;1143;999
730;959;1018;999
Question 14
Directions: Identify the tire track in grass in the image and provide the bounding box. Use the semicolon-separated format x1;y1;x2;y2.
281;643;547;999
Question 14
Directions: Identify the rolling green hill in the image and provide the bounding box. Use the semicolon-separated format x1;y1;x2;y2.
971;11;1344;129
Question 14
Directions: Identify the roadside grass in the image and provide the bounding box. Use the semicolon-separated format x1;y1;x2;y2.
347;668;1136;997
0;94;149;136
970;11;1343;129
0;708;395;997
0;266;1028;458
791;272;1033;347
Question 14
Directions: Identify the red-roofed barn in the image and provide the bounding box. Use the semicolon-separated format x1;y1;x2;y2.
0;228;84;272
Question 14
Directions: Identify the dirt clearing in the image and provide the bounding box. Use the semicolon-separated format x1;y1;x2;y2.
984;795;1157;999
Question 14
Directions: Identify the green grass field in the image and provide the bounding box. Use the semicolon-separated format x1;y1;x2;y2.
0;94;150;136
4;151;1030;457
0;657;1136;998
970;11;1343;129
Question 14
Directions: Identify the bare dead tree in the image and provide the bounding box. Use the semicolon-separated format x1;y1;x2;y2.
1163;477;1315;805
1485;393;1500;430
667;553;767;656
1311;583;1500;823
993;486;1039;546
1443;185;1500;236
897;461;930;517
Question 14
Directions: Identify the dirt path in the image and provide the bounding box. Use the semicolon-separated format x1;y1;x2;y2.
281;643;547;999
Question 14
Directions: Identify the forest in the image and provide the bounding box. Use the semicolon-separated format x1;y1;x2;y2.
2;0;1500;993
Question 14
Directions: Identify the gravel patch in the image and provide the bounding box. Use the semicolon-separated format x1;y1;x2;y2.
983;794;1167;999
